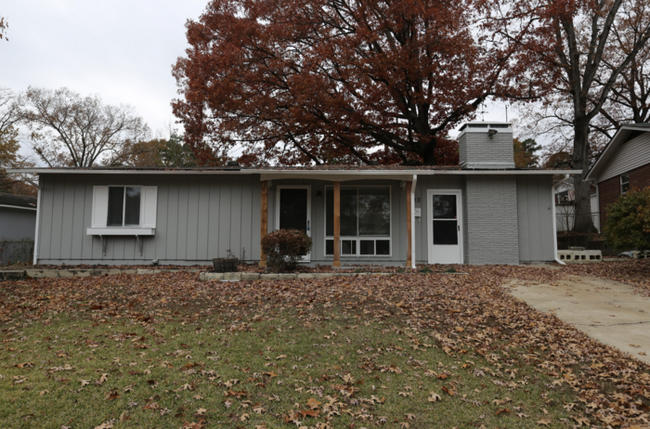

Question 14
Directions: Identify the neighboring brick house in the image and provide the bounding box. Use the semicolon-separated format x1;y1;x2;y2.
586;123;650;225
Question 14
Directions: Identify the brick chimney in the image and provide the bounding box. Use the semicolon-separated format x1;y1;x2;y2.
459;122;514;169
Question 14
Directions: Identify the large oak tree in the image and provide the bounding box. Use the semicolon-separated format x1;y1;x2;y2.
173;0;539;166
518;0;650;232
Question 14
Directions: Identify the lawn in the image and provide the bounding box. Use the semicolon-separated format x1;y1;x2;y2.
1;264;649;428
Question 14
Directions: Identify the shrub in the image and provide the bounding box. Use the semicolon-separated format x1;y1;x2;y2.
261;229;312;272
604;187;650;252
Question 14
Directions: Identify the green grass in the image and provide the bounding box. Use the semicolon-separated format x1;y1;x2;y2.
2;310;575;428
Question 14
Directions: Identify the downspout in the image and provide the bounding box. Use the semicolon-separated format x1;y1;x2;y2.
411;174;417;269
33;184;42;265
551;179;566;265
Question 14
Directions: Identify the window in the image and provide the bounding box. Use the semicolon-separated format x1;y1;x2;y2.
621;173;630;194
324;186;391;256
88;185;157;234
108;186;142;226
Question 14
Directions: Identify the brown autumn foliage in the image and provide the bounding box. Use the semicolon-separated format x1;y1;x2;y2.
1;262;649;427
172;0;540;167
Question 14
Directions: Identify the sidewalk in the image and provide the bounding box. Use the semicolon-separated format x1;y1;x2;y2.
504;275;650;365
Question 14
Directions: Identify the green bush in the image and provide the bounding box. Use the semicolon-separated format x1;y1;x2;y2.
604;187;650;252
261;229;312;272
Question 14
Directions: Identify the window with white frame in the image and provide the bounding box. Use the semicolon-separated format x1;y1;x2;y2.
88;185;157;233
620;173;630;194
108;186;142;226
324;186;391;256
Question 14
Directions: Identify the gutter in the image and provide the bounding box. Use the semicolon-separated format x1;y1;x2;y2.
551;180;566;266
411;174;417;269
33;186;42;265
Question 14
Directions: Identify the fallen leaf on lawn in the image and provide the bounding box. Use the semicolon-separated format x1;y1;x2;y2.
16;362;34;369
405;413;416;420
573;416;590;426
105;390;120;401
195;408;207;415
39;390;49;395
495;408;511;416
306;398;321;409
240;413;250;421
428;392;441;402
276;355;287;360
537;418;551;426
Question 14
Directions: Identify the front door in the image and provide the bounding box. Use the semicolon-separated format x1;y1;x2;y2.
276;186;311;261
427;190;463;264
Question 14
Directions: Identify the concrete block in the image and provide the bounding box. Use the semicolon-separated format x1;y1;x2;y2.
0;270;27;281
260;273;297;280
240;273;260;281
68;269;92;277
105;269;123;276
136;269;155;275
298;273;333;279
202;272;225;281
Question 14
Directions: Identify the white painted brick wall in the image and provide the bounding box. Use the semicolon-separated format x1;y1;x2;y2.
465;176;519;264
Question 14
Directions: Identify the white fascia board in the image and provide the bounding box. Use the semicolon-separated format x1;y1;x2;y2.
0;204;37;211
9;168;582;178
260;171;419;181
7;168;258;175
430;170;582;175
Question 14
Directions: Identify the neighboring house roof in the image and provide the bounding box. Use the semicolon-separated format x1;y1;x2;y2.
0;193;37;210
586;123;650;182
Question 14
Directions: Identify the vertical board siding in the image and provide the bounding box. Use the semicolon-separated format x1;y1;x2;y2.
517;175;555;262
37;174;261;264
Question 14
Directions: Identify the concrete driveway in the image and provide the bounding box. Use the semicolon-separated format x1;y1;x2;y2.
504;274;650;365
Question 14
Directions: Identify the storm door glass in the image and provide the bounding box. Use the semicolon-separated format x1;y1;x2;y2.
279;188;308;233
432;194;458;245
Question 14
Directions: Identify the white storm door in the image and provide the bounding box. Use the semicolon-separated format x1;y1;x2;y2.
427;190;463;264
276;186;311;261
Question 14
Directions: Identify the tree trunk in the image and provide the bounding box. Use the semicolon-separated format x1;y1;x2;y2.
572;117;595;234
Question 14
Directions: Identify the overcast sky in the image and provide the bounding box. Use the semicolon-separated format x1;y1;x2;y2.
2;0;513;161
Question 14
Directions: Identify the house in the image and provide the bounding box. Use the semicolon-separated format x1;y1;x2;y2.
553;175;600;232
9;122;579;267
586;123;650;225
0;192;37;265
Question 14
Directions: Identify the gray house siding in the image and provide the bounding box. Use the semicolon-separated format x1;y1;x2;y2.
516;175;555;262
0;206;36;265
36;174;261;265
464;176;519;265
598;132;650;182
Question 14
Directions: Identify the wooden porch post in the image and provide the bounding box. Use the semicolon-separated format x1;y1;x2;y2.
333;181;341;268
406;181;412;268
260;180;268;268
